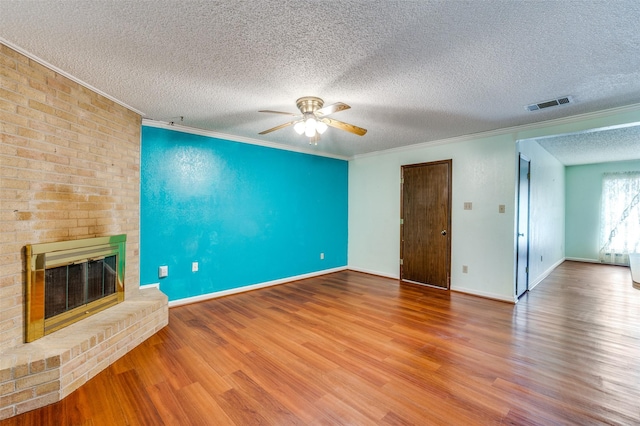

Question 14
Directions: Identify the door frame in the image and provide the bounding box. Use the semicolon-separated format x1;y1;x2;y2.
400;159;452;289
516;154;531;298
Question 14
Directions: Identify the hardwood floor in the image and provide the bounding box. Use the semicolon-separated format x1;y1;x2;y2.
3;261;639;425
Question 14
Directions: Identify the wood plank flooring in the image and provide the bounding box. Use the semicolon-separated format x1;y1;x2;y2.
3;261;640;425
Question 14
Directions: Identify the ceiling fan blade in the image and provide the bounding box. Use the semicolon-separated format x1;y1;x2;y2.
315;102;350;117
258;119;302;135
321;117;367;136
259;110;300;116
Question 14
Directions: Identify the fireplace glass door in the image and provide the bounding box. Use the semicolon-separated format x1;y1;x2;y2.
44;255;118;319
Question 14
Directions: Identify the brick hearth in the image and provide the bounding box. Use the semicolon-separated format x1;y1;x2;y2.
0;287;168;419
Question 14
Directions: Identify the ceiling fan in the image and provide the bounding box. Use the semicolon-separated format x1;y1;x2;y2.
258;96;367;144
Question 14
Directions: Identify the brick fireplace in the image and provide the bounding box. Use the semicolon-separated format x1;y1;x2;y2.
0;43;168;419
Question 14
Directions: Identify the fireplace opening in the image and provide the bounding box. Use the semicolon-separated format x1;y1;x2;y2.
25;235;126;342
44;255;117;318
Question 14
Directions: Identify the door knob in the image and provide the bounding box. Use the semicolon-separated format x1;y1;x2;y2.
518;233;524;237
441;230;447;236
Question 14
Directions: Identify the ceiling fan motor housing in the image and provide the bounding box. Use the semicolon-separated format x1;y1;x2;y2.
296;97;324;114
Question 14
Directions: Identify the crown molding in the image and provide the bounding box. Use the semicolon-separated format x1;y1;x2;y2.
142;119;351;161
5;37;638;162
352;103;640;160
1;38;146;117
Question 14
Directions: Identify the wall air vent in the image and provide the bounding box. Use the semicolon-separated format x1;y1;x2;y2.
526;96;573;112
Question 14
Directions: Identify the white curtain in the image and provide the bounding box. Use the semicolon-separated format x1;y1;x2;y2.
599;172;640;265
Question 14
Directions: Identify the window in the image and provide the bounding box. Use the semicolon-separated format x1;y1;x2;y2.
599;172;640;265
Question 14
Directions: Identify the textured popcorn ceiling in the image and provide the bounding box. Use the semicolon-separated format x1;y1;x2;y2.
1;1;640;159
536;125;640;166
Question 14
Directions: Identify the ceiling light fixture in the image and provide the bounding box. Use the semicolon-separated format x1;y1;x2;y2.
304;116;317;137
259;96;367;145
316;121;328;134
294;121;305;135
293;113;328;139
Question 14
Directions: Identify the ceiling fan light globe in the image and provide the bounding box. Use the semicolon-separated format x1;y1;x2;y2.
305;117;317;137
294;122;305;134
316;121;328;134
305;117;317;130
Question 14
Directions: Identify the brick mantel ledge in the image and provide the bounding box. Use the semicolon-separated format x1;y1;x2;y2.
0;287;168;420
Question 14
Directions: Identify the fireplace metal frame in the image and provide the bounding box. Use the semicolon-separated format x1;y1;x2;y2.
25;234;126;342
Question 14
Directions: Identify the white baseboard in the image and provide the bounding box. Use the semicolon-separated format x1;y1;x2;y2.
450;286;517;304
565;257;600;264
167;266;347;308
348;268;515;303
346;266;399;280
567;257;632;267
139;283;160;290
528;258;565;291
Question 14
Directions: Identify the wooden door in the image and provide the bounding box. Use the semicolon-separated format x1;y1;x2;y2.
401;160;452;289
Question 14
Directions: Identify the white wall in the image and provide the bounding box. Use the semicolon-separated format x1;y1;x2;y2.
516;139;565;288
349;134;518;302
565;159;640;261
348;104;640;303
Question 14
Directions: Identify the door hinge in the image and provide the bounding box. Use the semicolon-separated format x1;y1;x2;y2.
527;172;530;180
525;267;528;274
400;178;404;184
400;259;403;265
400;218;404;225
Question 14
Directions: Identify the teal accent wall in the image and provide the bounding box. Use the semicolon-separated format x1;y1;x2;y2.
565;159;640;260
140;126;348;301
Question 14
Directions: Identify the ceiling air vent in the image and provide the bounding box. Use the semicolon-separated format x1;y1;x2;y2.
526;96;573;112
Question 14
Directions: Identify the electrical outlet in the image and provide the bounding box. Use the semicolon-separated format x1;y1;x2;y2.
499;204;505;213
320;253;324;260
462;265;468;273
158;265;168;278
192;262;198;272
464;202;472;210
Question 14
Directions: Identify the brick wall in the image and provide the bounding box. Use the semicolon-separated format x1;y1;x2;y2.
0;42;142;350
